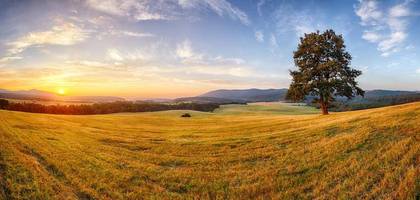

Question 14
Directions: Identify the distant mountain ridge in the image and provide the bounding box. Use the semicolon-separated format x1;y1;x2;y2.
2;88;419;105
173;96;247;104
192;88;420;104
199;88;288;102
0;89;125;103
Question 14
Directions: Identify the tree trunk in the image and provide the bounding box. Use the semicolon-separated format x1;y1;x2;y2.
320;101;329;115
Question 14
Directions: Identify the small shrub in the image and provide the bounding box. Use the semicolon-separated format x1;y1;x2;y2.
181;113;191;118
0;99;9;109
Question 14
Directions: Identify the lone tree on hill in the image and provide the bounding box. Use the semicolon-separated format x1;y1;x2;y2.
286;29;364;115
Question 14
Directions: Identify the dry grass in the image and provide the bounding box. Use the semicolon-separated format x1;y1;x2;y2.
0;103;419;199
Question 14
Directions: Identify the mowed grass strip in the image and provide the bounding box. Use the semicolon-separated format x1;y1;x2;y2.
0;102;419;199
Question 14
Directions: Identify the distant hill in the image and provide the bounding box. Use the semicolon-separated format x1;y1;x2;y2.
199;88;288;102
63;96;125;103
301;89;420;111
0;89;125;103
189;88;420;111
0;89;57;101
361;89;419;98
173;96;246;104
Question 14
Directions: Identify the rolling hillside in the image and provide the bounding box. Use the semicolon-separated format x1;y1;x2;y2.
0;103;419;199
199;88;288;102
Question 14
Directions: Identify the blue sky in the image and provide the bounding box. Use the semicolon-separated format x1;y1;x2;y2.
0;0;419;97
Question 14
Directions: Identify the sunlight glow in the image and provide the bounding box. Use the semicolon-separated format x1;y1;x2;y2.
57;88;65;95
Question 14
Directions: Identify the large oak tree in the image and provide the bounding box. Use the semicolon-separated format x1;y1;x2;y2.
286;30;364;115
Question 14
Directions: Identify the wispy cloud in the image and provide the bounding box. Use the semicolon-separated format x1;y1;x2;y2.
273;4;324;37
257;0;266;16
0;56;23;64
175;39;245;66
86;0;175;21
114;30;154;38
355;0;415;56
269;34;278;48
107;48;147;62
179;0;250;25
255;30;264;42
86;0;250;25
6;22;89;55
176;40;203;63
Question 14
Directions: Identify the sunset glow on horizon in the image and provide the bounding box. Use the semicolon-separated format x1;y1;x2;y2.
1;0;420;98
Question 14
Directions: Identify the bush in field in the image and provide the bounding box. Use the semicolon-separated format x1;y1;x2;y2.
0;99;9;109
181;113;191;117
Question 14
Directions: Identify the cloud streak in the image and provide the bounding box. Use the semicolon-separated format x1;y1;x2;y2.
6;22;89;55
86;0;250;25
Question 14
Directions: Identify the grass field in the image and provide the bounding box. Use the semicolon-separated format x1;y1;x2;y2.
215;102;319;115
0;102;419;199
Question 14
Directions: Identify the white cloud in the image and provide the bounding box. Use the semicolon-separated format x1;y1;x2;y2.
86;0;171;20
389;3;411;17
273;4;326;37
355;0;382;26
107;49;124;61
179;0;250;25
0;56;23;63
188;65;255;77
214;56;245;65
257;0;266;16
416;68;420;74
355;0;415;56
255;30;264;42
119;31;154;37
65;60;109;68
378;31;406;53
173;39;262;79
362;31;382;43
86;0;250;25
175;39;246;66
107;48;147;61
7;22;89;55
176;40;203;62
202;0;250;25
269;34;278;48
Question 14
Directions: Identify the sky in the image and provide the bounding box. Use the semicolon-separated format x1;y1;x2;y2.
0;0;420;98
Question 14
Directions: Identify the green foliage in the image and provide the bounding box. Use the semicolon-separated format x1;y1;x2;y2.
286;30;364;114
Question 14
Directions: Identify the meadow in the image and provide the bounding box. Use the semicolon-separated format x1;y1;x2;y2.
0;102;419;199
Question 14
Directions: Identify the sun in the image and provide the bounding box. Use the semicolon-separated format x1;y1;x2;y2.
57;88;66;95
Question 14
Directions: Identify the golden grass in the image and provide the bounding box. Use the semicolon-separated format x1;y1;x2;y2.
0;103;419;199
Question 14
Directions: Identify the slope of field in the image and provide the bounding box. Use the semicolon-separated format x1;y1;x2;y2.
0;103;419;199
215;102;319;115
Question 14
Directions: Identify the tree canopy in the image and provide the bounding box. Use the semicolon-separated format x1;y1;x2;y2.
286;29;364;114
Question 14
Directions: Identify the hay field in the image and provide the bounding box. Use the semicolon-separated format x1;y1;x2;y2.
0;103;419;199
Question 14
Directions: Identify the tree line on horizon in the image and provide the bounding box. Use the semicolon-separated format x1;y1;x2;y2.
0;100;222;115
